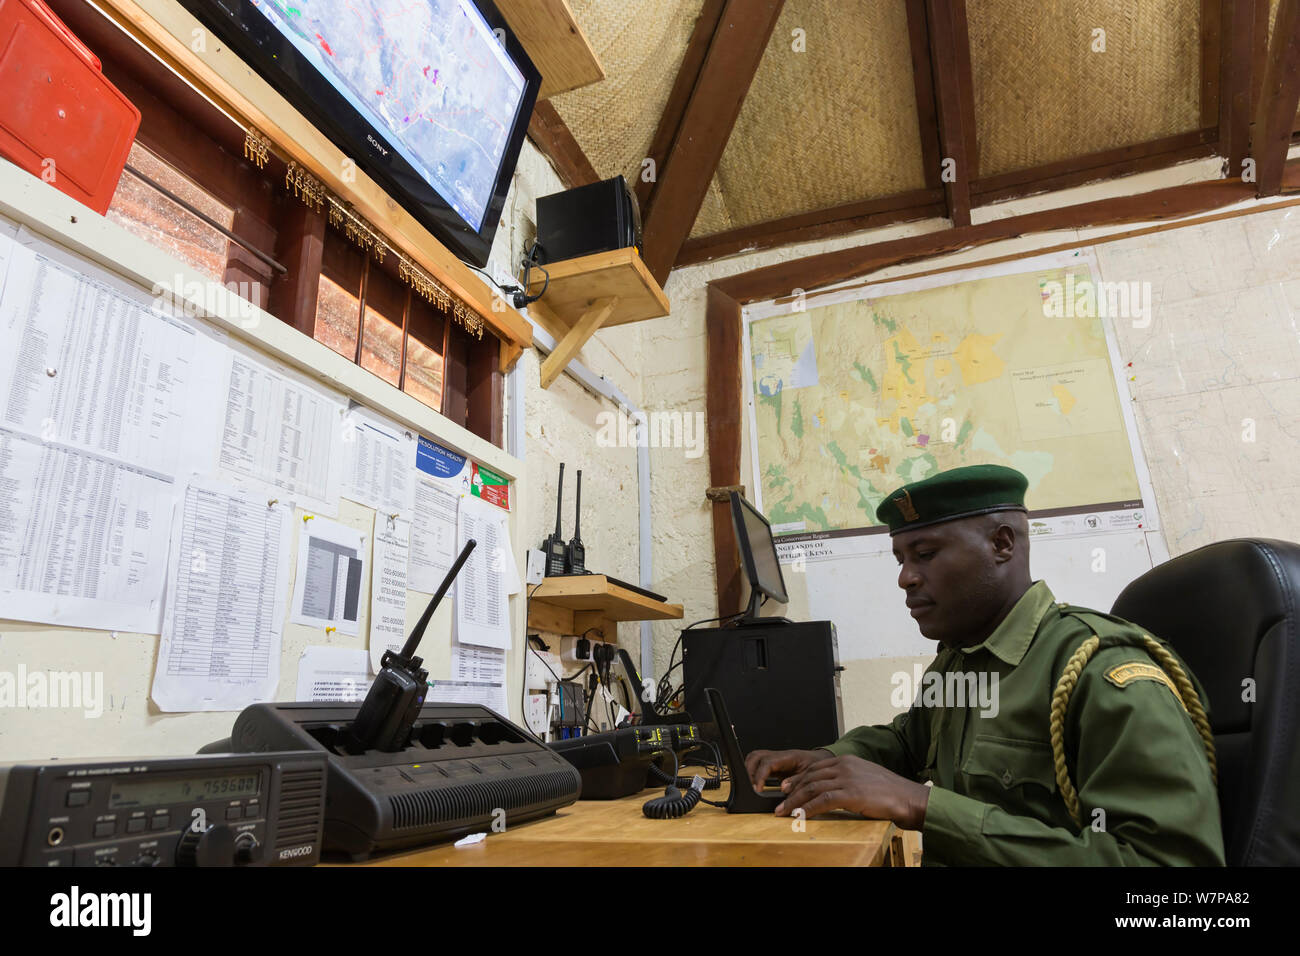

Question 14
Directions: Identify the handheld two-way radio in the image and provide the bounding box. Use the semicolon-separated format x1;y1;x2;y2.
542;463;568;577
346;538;477;753
566;469;585;574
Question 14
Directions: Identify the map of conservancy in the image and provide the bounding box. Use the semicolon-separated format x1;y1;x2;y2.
748;264;1142;537
259;0;525;231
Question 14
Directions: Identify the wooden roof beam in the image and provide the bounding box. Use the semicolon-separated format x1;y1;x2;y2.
639;0;786;286
1219;0;1257;180
635;0;726;212
923;0;977;227
528;100;600;190
1253;0;1300;195
711;173;1268;305
905;0;944;191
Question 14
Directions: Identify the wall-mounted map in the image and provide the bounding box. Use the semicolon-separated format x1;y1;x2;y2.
747;261;1145;540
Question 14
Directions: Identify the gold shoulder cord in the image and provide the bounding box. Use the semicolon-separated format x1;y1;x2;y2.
1049;628;1218;826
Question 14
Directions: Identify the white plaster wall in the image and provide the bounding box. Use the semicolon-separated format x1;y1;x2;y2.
496;143;649;670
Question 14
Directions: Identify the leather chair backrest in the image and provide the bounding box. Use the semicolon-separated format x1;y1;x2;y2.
1111;538;1300;865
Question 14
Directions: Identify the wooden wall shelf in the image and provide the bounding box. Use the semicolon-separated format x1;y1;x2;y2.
527;247;671;388
497;0;604;100
527;575;683;637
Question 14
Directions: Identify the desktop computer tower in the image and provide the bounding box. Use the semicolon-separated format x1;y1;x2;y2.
682;621;844;753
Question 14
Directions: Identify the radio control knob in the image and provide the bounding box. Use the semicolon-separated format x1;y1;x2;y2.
234;831;261;865
175;824;235;867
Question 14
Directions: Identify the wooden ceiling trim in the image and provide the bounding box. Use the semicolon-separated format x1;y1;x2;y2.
634;0;726;212
1203;0;1223;128
705;283;745;617
675;188;945;267
923;0;977;227
638;0;786;286
1251;0;1272;113
905;0;943;191
528;100;600;190
970;129;1220;204
711;173;1272;304
1220;0;1257;179
1253;0;1300;195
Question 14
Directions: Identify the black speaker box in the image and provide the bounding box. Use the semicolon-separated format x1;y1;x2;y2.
683;620;844;753
535;175;641;264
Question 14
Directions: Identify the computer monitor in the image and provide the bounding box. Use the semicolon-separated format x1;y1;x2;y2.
729;492;788;622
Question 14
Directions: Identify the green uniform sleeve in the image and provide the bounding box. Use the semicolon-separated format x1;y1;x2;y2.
922;648;1225;866
823;706;930;780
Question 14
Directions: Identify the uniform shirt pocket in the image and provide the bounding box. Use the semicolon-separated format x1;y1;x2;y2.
961;734;1058;794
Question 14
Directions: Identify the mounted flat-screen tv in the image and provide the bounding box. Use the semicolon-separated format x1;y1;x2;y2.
185;0;540;266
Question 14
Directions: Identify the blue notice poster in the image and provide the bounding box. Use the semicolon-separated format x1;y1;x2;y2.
416;435;469;484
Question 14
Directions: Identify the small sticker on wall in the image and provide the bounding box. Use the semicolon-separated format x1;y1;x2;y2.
471;463;509;510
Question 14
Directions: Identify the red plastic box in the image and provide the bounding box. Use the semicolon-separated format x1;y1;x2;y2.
0;0;140;214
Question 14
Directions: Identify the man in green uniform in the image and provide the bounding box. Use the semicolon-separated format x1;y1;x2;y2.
745;465;1224;865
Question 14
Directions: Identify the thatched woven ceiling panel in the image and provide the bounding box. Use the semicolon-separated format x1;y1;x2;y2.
690;0;926;238
549;0;705;187
967;0;1204;177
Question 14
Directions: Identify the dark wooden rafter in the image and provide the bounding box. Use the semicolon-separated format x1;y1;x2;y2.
1220;0;1258;179
635;0;726;212
1253;0;1300;195
672;0;1224;271
1252;0;1273;112
1203;0;1223;127
705;283;745;617
712;173;1267;304
677;188;944;267
527;100;599;190
972;130;1219;203
639;0;786;285
906;0;944;190
923;0;977;226
666;0;945;270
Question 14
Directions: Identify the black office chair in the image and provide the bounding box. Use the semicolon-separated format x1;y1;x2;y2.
1110;538;1300;866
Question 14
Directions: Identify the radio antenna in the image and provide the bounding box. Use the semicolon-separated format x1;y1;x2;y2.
554;462;564;538
567;469;585;574
542;463;568;576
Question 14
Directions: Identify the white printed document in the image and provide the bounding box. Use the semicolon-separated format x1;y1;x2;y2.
296;646;370;702
454;494;511;650
0;232;224;478
290;516;365;636
368;516;410;671
152;480;292;711
409;474;459;592
340;404;415;518
218;349;344;516
429;641;508;714
0;426;176;632
0;231;232;632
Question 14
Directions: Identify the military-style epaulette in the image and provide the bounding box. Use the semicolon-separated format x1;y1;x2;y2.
1046;605;1219;828
1055;604;1146;632
1053;606;1187;710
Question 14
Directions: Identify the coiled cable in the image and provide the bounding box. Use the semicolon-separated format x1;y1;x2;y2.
642;777;706;819
647;759;721;790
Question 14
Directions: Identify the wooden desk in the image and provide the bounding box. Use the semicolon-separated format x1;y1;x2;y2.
342;778;899;867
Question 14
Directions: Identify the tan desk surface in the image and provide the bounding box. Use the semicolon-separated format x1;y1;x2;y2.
337;776;898;867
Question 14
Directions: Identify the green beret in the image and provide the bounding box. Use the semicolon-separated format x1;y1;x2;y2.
875;464;1028;535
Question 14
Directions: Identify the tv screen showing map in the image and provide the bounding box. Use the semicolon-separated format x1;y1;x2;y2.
187;0;538;264
256;0;526;231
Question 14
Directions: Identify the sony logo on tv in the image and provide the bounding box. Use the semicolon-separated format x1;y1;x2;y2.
366;134;389;156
